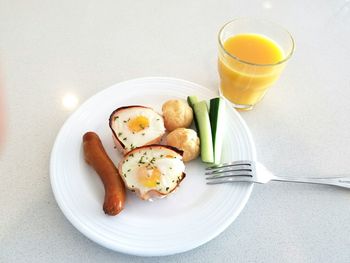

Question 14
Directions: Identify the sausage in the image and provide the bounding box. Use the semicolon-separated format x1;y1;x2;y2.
83;132;126;215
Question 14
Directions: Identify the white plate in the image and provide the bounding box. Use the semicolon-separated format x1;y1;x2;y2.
50;77;256;256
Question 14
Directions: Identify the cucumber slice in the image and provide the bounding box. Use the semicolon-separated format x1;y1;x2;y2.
187;96;199;131
187;96;199;108
209;97;226;164
193;100;214;163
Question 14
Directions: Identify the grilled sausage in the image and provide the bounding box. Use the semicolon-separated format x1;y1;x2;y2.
83;132;126;215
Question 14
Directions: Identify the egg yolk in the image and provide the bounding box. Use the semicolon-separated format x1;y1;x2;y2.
137;166;161;188
128;116;150;132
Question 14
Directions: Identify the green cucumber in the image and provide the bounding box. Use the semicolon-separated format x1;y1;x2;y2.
187;96;199;130
209;97;226;164
193;100;214;163
187;96;199;108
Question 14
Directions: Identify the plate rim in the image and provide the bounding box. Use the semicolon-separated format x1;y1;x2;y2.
50;76;256;256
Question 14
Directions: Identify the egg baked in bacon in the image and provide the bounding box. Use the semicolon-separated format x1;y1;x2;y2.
118;145;186;200
109;106;166;154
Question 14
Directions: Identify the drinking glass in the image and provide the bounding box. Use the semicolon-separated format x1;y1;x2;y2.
218;18;295;110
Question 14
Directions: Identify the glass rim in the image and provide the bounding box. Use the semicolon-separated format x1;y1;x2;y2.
218;18;295;67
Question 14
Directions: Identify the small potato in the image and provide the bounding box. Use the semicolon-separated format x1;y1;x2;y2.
166;128;200;162
162;99;193;132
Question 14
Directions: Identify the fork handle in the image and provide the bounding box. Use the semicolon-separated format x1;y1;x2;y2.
272;176;350;189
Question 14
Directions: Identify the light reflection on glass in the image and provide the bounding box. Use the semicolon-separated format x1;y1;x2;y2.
62;93;79;110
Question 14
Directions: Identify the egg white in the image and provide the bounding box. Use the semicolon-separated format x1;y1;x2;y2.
112;107;165;152
120;146;185;197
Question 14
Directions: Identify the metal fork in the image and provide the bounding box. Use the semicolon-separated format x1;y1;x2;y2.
205;160;350;189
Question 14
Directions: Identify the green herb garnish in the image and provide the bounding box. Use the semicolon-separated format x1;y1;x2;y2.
138;156;146;164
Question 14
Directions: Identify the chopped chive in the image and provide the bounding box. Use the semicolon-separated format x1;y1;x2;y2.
118;132;122;136
166;187;169;191
123;137;127;141
138;156;146;164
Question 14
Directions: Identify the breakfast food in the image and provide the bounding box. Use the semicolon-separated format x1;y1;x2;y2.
188;96;226;164
209;97;226;164
187;96;199;130
166;128;200;162
109;106;166;154
118;145;186;200
162;99;193;132
83;132;126;215
192;100;214;163
82;95;226;215
219;33;286;106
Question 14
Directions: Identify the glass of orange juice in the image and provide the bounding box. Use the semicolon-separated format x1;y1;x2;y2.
218;18;295;110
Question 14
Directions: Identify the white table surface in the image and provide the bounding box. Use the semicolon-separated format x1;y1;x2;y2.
1;0;350;262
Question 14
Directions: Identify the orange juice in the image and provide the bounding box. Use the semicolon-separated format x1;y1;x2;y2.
218;33;285;107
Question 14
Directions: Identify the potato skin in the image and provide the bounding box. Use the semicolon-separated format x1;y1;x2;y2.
166;128;200;162
162;100;193;132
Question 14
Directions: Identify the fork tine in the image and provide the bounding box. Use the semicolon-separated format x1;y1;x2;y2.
206;176;253;185
206;172;253;180
205;165;252;175
206;160;252;170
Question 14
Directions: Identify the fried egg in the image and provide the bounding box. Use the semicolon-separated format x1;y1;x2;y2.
109;106;166;153
118;145;186;200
